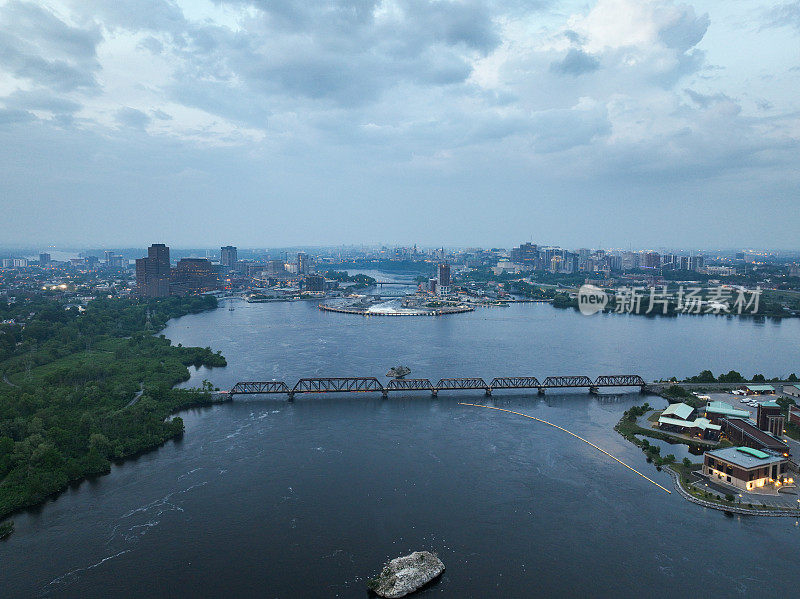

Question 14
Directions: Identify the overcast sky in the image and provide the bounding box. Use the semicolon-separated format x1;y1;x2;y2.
1;0;798;249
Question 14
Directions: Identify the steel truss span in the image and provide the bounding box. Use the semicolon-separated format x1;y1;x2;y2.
489;377;541;389
292;377;384;394
436;378;490;390
230;381;290;394
594;375;646;387
541;376;595;388
386;379;435;391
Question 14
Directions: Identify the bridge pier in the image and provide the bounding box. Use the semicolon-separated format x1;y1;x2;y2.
538;387;545;395
287;391;294;402
431;389;438;398
381;389;388;399
589;386;599;394
484;388;492;397
640;385;647;394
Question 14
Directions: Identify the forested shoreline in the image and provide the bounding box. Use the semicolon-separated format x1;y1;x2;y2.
0;294;225;521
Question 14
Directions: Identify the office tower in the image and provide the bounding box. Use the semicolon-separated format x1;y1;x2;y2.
221;246;238;267
39;253;51;266
297;252;310;274
438;263;451;287
136;243;171;297
170;258;219;295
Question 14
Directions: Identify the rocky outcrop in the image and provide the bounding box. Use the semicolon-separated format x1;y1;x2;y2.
367;551;445;598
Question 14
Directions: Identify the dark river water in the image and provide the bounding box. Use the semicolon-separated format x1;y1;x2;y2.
4;295;800;598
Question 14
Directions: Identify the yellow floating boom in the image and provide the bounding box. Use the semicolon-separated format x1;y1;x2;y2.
459;403;671;495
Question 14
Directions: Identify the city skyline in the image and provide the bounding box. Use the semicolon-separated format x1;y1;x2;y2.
1;0;799;248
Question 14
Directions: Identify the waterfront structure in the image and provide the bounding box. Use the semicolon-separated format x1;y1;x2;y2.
703;446;788;491
135;244;171;297
221;246;238;267
657;403;721;440
720;418;789;455
170;258;219;295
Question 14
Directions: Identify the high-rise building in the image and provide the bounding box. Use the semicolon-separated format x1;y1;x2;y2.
297;252;310;274
266;260;286;275
39;253;51;266
170;258;219;295
220;246;238;267
643;252;661;269
136;243;171;297
104;250;114;264
438;263;451;287
510;243;539;266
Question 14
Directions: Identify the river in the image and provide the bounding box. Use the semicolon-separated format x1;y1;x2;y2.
3;296;800;597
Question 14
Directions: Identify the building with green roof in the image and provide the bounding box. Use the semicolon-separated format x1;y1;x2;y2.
703;446;788;491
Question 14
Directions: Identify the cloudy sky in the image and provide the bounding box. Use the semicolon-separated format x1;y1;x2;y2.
1;0;798;249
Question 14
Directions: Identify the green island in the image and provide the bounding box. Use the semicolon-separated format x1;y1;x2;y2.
0;294;225;524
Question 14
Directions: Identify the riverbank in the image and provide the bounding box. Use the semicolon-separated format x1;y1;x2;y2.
0;296;226;523
665;465;800;517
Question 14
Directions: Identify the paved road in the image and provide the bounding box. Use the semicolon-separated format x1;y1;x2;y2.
125;385;144;408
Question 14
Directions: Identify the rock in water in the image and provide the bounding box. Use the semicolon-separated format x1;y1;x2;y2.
367;551;445;598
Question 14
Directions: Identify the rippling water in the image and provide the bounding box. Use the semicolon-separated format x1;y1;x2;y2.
3;299;800;598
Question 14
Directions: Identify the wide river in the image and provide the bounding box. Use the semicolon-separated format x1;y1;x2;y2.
4;291;800;598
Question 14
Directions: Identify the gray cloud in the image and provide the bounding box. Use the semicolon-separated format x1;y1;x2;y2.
0;1;101;91
684;88;735;109
0;108;35;125
550;49;600;76
3;89;82;114
116;107;151;129
762;2;800;32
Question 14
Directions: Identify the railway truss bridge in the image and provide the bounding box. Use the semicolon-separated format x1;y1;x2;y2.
228;374;647;400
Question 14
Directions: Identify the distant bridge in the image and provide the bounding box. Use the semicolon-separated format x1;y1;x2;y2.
228;374;647;400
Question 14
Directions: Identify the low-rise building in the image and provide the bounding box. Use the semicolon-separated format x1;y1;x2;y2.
783;384;800;399
789;406;800;427
703;400;750;424
720;417;789;455
756;401;785;437
740;384;776;395
657;403;721;440
703;446;788;491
